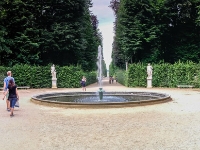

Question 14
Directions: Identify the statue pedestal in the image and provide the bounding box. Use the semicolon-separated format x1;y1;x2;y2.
147;78;152;88
52;78;57;88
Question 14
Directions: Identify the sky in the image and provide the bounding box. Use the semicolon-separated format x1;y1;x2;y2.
90;0;115;69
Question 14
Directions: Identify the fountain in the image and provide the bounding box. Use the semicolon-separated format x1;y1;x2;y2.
97;45;103;100
31;46;172;108
31;91;171;108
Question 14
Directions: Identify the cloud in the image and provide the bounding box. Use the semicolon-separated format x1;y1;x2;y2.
99;23;114;69
90;0;114;24
91;5;114;24
90;0;115;69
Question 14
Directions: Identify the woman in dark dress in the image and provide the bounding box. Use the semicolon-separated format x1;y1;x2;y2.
81;76;86;91
3;79;19;117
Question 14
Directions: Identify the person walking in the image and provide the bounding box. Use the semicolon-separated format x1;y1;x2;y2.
81;76;86;91
111;76;114;84
115;76;118;83
3;71;15;111
109;76;111;84
3;79;19;117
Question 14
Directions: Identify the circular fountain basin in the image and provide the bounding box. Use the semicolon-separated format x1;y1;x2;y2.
31;91;172;108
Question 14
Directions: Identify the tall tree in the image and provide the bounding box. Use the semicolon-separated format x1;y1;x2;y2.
0;0;102;71
161;0;200;62
110;0;200;68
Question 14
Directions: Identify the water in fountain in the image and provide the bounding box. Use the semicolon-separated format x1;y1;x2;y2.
35;92;171;104
96;45;103;100
97;45;102;87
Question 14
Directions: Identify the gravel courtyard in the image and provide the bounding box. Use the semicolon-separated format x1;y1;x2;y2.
1;79;200;150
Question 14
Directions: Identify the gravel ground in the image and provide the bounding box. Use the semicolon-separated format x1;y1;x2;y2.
1;79;200;150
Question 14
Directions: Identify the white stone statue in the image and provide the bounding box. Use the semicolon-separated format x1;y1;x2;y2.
147;63;153;79
51;64;56;78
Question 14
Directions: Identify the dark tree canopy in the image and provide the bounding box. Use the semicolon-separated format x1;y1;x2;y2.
0;0;102;71
110;0;200;69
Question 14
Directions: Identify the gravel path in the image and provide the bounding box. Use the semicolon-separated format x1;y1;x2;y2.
1;79;200;150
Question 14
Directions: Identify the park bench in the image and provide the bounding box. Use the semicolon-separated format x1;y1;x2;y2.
177;84;194;88
17;86;30;89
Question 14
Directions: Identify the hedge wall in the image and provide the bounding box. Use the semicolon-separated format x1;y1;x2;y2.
0;64;96;88
115;61;200;88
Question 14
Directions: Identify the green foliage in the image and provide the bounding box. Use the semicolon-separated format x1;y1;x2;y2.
57;65;83;88
0;64;97;88
152;61;198;87
0;0;101;72
102;60;107;77
0;66;8;87
115;69;127;86
127;61;200;88
127;63;146;87
11;64;51;88
111;0;200;68
83;71;97;85
109;62;117;76
193;64;200;87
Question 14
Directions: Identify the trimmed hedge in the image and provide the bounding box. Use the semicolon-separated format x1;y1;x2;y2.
115;61;200;88
0;64;96;88
1;62;199;88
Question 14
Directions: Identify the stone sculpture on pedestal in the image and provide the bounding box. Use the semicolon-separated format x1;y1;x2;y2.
51;64;57;88
147;63;153;88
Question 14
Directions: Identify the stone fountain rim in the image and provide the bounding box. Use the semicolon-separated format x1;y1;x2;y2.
31;91;172;108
